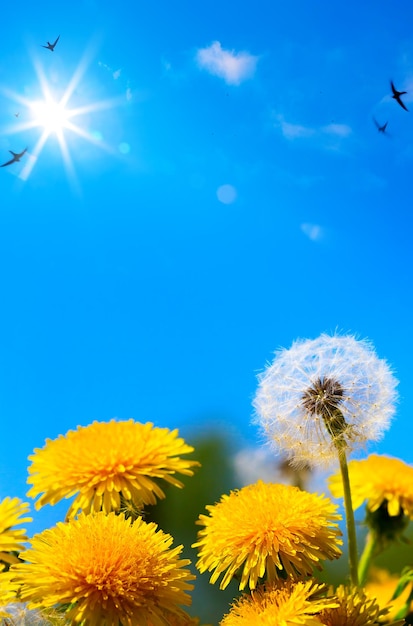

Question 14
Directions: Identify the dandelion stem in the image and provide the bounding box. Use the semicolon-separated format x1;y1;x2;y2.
337;444;359;587
358;531;377;586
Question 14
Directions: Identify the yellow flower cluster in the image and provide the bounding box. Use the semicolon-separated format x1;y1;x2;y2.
2;333;412;625
5;419;199;625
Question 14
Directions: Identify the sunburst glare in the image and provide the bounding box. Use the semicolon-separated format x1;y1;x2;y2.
30;98;70;135
1;42;124;185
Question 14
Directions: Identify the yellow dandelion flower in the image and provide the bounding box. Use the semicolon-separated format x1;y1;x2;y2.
329;455;413;518
365;568;412;623
220;580;338;626
318;585;388;626
27;419;199;517
12;512;195;626
0;497;32;565
0;567;20;617
193;481;342;591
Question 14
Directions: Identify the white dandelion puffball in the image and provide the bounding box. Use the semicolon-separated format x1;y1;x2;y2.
253;334;398;468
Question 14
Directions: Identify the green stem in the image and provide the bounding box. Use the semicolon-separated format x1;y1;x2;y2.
337;445;359;587
358;531;377;586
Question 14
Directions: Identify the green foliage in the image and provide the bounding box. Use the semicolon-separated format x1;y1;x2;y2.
146;427;241;625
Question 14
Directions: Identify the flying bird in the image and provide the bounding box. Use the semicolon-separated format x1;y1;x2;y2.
391;81;408;111
373;117;388;133
14;112;19;118
1;148;28;167
42;35;60;52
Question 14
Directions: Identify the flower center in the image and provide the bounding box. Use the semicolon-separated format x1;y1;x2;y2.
301;376;347;439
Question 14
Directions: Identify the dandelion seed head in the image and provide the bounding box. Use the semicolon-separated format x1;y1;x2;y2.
1;603;69;625
253;334;398;468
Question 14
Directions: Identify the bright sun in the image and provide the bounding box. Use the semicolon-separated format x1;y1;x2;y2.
1;44;121;183
30;98;70;135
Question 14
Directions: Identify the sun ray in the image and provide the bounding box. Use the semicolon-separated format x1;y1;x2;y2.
66;96;124;118
0;39;124;184
64;120;116;155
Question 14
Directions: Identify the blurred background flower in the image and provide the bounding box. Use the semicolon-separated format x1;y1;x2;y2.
364;568;413;624
329;455;413;519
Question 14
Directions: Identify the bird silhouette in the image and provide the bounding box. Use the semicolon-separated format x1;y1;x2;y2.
391;81;408;111
14;112;19;118
42;35;60;52
1;148;28;167
373;117;388;133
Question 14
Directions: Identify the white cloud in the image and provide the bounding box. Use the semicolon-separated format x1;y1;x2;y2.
274;114;315;140
99;61;122;82
301;223;324;242
99;61;134;102
196;41;258;85
273;113;352;146
321;123;352;137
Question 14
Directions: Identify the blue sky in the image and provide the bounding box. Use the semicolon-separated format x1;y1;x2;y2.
1;0;413;533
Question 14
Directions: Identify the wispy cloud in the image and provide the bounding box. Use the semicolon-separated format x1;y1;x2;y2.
161;58;172;73
273;113;352;146
98;61;121;81
275;115;315;140
98;61;133;101
196;41;258;85
301;223;324;242
321;123;352;137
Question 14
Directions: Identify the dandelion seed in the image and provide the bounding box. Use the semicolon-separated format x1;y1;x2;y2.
1;602;70;624
253;333;398;468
